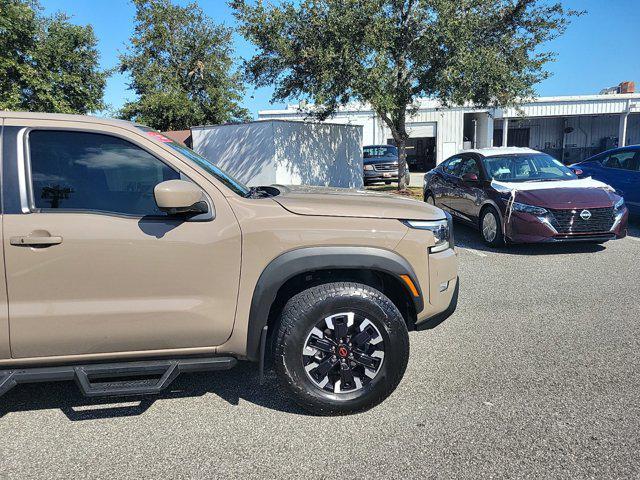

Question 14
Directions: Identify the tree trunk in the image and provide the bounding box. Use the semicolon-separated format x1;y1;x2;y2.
378;110;409;191
396;136;408;190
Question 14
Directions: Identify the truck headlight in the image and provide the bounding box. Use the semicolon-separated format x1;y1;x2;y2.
403;214;453;253
364;165;374;171
511;201;547;216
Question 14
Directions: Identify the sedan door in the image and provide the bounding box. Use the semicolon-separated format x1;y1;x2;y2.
589;149;638;197
2;121;242;359
433;156;464;215
623;151;640;214
456;155;485;224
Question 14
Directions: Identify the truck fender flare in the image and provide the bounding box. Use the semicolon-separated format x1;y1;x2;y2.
246;246;424;362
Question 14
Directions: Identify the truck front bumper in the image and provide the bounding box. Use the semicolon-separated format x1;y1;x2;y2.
364;170;399;183
414;277;459;330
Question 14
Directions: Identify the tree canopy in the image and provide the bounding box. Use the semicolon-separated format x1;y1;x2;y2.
0;0;107;113
118;0;249;131
233;0;580;188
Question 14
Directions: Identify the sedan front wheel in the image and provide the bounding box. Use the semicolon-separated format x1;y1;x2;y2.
480;207;504;247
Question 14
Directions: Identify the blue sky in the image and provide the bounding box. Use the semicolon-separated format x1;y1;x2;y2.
42;0;640;118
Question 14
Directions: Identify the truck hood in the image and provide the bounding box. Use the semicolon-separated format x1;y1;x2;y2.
271;185;444;220
364;155;399;165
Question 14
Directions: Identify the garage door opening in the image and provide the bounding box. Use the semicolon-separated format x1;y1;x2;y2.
493;128;530;148
387;137;436;172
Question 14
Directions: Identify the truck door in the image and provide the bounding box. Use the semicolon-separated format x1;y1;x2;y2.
1;121;242;359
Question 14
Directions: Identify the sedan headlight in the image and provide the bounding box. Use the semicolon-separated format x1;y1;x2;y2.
511;201;547;216
403;214;453;253
614;197;625;213
364;165;374;171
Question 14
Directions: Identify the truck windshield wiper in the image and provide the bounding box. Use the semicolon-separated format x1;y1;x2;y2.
246;186;275;198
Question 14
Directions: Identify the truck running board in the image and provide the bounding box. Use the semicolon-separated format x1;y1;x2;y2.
0;357;236;398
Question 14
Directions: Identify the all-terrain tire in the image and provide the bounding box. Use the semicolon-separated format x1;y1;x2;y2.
273;282;409;415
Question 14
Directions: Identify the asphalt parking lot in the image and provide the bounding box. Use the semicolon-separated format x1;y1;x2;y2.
1;220;639;479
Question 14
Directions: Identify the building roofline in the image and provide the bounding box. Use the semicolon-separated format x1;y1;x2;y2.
258;93;640;116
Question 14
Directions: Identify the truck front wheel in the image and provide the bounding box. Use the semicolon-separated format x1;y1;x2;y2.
273;282;409;415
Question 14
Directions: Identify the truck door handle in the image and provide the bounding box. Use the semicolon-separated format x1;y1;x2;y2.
10;235;63;247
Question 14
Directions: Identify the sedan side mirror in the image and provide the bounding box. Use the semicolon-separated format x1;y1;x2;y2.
462;173;479;182
154;180;209;215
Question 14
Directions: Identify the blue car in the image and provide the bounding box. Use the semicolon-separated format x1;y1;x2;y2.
571;145;640;216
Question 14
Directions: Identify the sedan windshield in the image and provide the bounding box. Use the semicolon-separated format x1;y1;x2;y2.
364;146;398;158
483;153;577;182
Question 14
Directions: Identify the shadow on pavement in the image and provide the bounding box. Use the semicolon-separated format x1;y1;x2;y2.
0;362;305;421
627;216;640;238
453;221;609;256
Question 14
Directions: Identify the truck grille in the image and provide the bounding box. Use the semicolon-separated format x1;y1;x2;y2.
373;163;398;172
548;207;615;234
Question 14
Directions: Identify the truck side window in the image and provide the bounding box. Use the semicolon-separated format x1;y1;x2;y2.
28;130;180;216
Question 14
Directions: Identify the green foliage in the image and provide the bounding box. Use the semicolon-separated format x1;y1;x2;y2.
233;0;581;188
119;0;249;131
0;0;107;113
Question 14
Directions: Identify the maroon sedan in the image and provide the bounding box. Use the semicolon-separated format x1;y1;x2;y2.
423;147;629;246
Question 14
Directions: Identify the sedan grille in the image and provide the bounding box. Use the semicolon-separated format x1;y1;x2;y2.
548;207;615;234
373;163;398;172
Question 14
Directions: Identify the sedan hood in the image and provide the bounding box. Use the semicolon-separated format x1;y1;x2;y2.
492;178;618;209
271;185;444;220
515;187;617;209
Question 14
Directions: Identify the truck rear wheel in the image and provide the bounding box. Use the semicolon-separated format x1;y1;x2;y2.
273;282;409;415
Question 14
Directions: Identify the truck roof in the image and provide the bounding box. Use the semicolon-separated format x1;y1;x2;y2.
0;111;138;130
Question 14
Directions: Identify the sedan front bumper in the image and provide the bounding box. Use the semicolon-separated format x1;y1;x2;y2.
505;208;629;243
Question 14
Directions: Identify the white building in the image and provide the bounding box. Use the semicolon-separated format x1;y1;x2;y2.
191;120;363;188
259;92;640;170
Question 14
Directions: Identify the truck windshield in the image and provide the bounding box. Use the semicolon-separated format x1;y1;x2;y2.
137;127;251;197
483;153;577;183
364;146;398;158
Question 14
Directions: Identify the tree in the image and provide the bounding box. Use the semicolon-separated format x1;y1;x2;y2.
0;0;107;113
233;0;580;190
118;0;249;131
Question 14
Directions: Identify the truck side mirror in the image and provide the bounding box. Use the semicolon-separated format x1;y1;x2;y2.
154;180;209;215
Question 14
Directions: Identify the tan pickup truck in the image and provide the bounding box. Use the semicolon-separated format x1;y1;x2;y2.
0;112;458;414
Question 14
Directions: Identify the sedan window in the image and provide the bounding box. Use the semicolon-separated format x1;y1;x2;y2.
602;151;640;171
442;157;463;175
483;153;577;182
458;158;480;177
